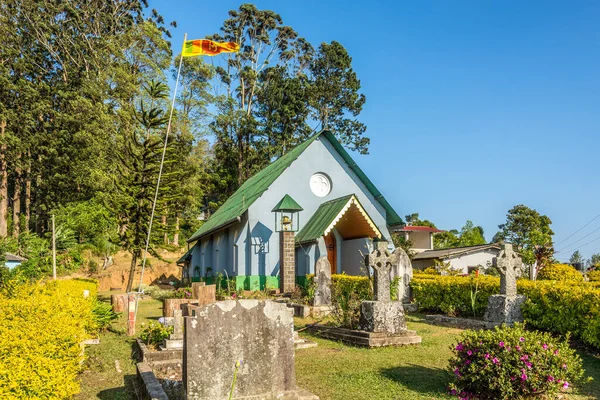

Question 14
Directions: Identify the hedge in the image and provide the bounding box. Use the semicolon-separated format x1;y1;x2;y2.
305;273;400;301
411;274;600;349
0;279;98;398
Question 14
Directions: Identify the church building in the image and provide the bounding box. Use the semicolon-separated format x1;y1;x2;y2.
182;130;403;290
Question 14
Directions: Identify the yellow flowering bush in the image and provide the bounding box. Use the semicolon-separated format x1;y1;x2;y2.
411;275;600;349
0;278;98;398
537;264;583;282
586;269;600;282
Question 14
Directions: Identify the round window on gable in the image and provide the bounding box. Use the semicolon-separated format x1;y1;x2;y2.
309;173;332;197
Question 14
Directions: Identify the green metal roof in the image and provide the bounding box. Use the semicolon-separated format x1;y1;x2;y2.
187;130;403;243
295;195;355;244
176;249;192;265
272;194;303;212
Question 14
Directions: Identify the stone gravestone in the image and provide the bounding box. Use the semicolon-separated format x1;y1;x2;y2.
184;300;318;400
191;281;206;299
359;241;407;334
197;284;216;306
390;247;412;304
162;309;183;350
313;256;331;306
484;243;527;326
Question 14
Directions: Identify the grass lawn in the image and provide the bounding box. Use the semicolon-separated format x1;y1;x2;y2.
77;297;600;400
294;314;600;400
75;292;163;400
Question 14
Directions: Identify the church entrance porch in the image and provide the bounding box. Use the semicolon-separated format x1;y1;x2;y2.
296;194;384;276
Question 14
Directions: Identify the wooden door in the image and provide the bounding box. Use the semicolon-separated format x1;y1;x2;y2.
324;232;337;275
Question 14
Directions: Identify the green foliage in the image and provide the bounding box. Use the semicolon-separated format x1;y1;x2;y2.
391;233;415;259
448;324;585;399
140;322;173;348
495;204;554;265
205;4;369;207
327;274;372;328
570;250;584;265
412;274;600;349
92;300;119;331
412;274;499;317
53;200;115;245
537;264;583;282
434;220;486;249
404;213;437;228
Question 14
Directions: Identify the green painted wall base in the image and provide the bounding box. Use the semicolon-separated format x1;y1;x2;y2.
190;275;308;291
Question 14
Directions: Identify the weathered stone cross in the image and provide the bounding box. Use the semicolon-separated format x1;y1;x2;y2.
367;241;398;302
493;243;523;296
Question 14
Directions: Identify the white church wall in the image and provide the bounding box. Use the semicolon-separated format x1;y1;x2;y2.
341;238;370;276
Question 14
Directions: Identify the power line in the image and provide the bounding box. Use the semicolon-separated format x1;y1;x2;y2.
556;224;600;253
555;212;600;246
556;234;600;256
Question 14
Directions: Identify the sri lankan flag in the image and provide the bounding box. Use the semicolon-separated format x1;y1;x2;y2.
182;39;240;57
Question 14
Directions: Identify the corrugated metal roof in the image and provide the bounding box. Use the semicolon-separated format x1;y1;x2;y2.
5;253;27;262
272;194;303;212
176;249;192;265
412;244;501;260
187;130;403;243
295;195;382;244
295;195;354;244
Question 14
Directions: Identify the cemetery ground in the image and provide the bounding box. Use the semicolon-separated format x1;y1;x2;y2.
76;293;600;400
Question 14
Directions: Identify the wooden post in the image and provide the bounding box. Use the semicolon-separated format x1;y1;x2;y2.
127;293;136;336
111;294;128;313
52;214;56;280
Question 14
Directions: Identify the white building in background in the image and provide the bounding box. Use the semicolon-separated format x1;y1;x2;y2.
395;225;501;274
411;244;502;274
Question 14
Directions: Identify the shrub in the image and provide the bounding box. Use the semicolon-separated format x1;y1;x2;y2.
448;324;585;399
140;322;173;348
331;274;372;300
537;264;583;282
411;275;499;317
0;278;98;398
411;275;600;349
586;269;600;282
92;300;119;331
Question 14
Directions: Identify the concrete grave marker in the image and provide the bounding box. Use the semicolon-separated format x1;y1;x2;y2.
162;309;183;350
390;247;412;304
360;241;411;334
313;256;331;306
191;281;206;299
484;243;527;326
184;300;318;399
367;241;393;302
197;284;216;306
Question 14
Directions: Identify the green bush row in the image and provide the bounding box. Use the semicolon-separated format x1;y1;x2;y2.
411;274;600;348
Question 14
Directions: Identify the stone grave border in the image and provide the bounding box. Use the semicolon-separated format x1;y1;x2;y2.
305;324;422;348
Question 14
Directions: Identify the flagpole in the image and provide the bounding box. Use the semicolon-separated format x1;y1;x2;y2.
132;33;188;326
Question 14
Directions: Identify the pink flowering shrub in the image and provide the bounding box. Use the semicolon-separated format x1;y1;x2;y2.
448;324;585;399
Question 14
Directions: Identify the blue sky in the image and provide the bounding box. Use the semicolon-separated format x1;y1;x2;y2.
149;0;600;260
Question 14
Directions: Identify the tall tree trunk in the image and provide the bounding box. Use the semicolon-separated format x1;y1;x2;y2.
0;120;7;237
173;214;180;247
35;154;42;235
126;251;138;293
162;213;168;244
12;155;22;238
237;133;244;185
25;152;31;232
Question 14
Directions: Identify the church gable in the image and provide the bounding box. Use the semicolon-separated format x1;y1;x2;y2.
247;135;398;241
188;130;402;243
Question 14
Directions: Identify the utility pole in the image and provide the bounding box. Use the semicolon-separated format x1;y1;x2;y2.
52;214;56;280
